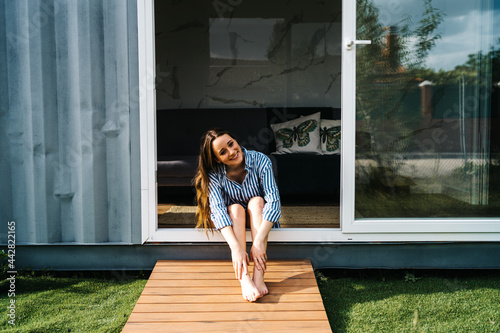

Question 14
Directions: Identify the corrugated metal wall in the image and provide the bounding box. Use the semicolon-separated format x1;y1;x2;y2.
0;0;142;245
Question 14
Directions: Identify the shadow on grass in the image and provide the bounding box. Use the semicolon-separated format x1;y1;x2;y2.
316;269;500;333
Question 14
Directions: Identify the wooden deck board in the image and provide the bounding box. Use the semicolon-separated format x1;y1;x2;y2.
123;321;332;332
149;271;316;280
122;259;331;332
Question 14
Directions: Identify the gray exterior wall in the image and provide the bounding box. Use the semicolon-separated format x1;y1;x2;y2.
12;243;500;271
0;0;142;245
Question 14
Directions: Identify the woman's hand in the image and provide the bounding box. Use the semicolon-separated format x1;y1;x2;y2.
231;247;250;280
250;240;267;272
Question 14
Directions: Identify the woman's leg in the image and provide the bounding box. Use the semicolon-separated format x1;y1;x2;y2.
247;196;269;296
227;204;261;301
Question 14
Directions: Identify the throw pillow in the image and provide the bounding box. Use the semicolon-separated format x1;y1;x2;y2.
270;112;321;154
319;119;341;154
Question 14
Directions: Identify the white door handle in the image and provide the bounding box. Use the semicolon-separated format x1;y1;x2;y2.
345;38;372;50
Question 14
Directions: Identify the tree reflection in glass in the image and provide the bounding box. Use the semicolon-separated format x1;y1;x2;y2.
355;0;500;219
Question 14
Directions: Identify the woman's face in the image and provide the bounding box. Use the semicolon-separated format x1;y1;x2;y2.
211;134;244;167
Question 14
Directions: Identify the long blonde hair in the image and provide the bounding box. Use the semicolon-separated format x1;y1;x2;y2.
194;128;234;236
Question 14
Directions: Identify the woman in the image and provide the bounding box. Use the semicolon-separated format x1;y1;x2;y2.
194;128;281;302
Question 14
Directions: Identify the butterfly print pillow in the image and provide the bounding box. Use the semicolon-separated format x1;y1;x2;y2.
270;112;322;154
319;119;341;154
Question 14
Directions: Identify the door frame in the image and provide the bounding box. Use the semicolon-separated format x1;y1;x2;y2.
137;0;157;244
137;0;500;243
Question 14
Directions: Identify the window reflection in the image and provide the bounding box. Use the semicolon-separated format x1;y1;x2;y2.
209;18;283;64
206;17;341;107
355;0;500;218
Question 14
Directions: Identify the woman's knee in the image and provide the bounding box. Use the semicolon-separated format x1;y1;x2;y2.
227;204;246;221
247;196;265;212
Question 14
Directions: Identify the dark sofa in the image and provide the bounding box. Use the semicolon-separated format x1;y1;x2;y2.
156;107;341;196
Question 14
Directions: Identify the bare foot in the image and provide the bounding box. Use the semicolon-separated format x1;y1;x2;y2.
239;273;261;302
252;266;268;296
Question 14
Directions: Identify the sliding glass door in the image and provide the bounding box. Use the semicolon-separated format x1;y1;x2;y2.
343;0;500;233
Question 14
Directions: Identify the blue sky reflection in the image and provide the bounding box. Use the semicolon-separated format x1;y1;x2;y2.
372;0;500;70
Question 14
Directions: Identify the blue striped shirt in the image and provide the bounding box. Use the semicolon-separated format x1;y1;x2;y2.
208;147;281;230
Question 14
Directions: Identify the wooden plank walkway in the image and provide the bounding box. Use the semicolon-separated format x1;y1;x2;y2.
122;259;332;332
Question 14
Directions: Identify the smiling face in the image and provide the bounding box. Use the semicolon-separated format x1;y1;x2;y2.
211;134;244;168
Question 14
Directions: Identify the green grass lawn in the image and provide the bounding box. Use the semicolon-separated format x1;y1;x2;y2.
318;269;500;332
0;271;148;333
1;269;499;332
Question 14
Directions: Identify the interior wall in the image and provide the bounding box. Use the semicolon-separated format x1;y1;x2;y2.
155;0;342;109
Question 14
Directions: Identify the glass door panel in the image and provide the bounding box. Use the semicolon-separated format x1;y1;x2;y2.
354;0;500;221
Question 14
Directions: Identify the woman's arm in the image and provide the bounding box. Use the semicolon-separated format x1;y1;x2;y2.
208;173;249;279
208;173;234;230
250;156;282;271
220;226;249;280
259;157;281;224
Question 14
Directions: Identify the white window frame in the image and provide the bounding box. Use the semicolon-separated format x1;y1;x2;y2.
138;0;500;243
137;0;156;244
